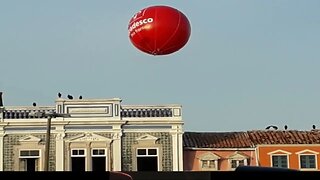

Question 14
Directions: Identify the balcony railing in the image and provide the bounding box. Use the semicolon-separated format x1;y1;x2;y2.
120;108;173;117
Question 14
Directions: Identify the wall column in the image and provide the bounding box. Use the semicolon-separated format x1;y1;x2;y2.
55;125;66;171
171;124;184;171
112;129;122;171
0;127;4;171
171;131;178;171
177;131;184;171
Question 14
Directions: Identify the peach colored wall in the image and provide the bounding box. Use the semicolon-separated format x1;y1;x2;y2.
184;149;257;171
258;145;320;170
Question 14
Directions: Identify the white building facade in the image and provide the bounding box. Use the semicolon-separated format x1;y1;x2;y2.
0;97;184;171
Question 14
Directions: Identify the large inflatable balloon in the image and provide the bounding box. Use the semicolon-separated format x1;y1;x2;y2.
128;5;191;56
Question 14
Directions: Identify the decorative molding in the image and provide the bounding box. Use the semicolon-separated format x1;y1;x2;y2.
65;125;113;130
55;133;66;140
66;132;112;143
112;132;122;140
136;134;159;142
295;149;319;155
173;108;181;116
228;151;249;159
198;152;221;160
65;104;113;117
19;135;41;143
123;125;172;129
267;149;292;155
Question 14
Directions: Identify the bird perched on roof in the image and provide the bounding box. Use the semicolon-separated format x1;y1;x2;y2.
58;92;62;98
32;102;36;107
312;125;316;130
266;125;278;130
284;125;288;130
79;95;83;99
67;95;73;100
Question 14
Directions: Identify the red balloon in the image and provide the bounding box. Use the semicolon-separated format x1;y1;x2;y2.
128;5;191;56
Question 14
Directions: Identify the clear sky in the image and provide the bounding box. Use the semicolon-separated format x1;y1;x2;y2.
1;1;320;132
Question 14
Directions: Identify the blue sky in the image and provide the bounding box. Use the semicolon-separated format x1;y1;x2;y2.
1;1;320;132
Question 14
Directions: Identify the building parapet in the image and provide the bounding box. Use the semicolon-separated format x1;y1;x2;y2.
1;101;182;120
2;106;55;119
120;105;182;118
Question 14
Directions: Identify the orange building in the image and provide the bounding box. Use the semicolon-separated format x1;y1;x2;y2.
183;132;258;171
248;130;320;171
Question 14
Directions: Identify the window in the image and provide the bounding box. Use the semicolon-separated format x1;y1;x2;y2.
296;149;318;170
19;150;40;171
66;133;112;171
71;149;86;171
228;152;248;170
272;155;288;168
92;148;107;171
201;160;216;169
137;148;158;156
300;155;316;169
20;150;40;157
136;148;158;171
132;134;163;171
92;149;105;156
231;159;245;169
198;152;220;171
72;149;85;156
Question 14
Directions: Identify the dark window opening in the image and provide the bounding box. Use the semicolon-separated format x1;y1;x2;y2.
137;157;158;171
148;149;157;155
72;157;85;171
21;158;37;171
137;149;146;155
72;149;85;156
26;158;36;171
92;157;106;171
20;150;39;157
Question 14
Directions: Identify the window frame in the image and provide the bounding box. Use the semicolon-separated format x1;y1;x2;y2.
19;149;41;158
135;147;160;171
71;148;86;157
18;149;41;171
198;152;220;171
230;159;247;170
298;154;317;170
200;159;218;171
91;148;107;157
136;148;158;157
271;155;289;168
228;152;248;170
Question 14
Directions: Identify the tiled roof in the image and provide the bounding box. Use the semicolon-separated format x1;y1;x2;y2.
247;130;320;144
183;132;254;148
184;130;320;148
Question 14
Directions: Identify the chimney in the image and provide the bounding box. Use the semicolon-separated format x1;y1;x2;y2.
0;92;3;107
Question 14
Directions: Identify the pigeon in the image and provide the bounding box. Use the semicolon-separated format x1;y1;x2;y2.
67;95;73;100
266;125;278;130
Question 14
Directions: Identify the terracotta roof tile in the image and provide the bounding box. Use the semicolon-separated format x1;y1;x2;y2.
183;132;254;148
184;130;320;148
247;130;320;145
